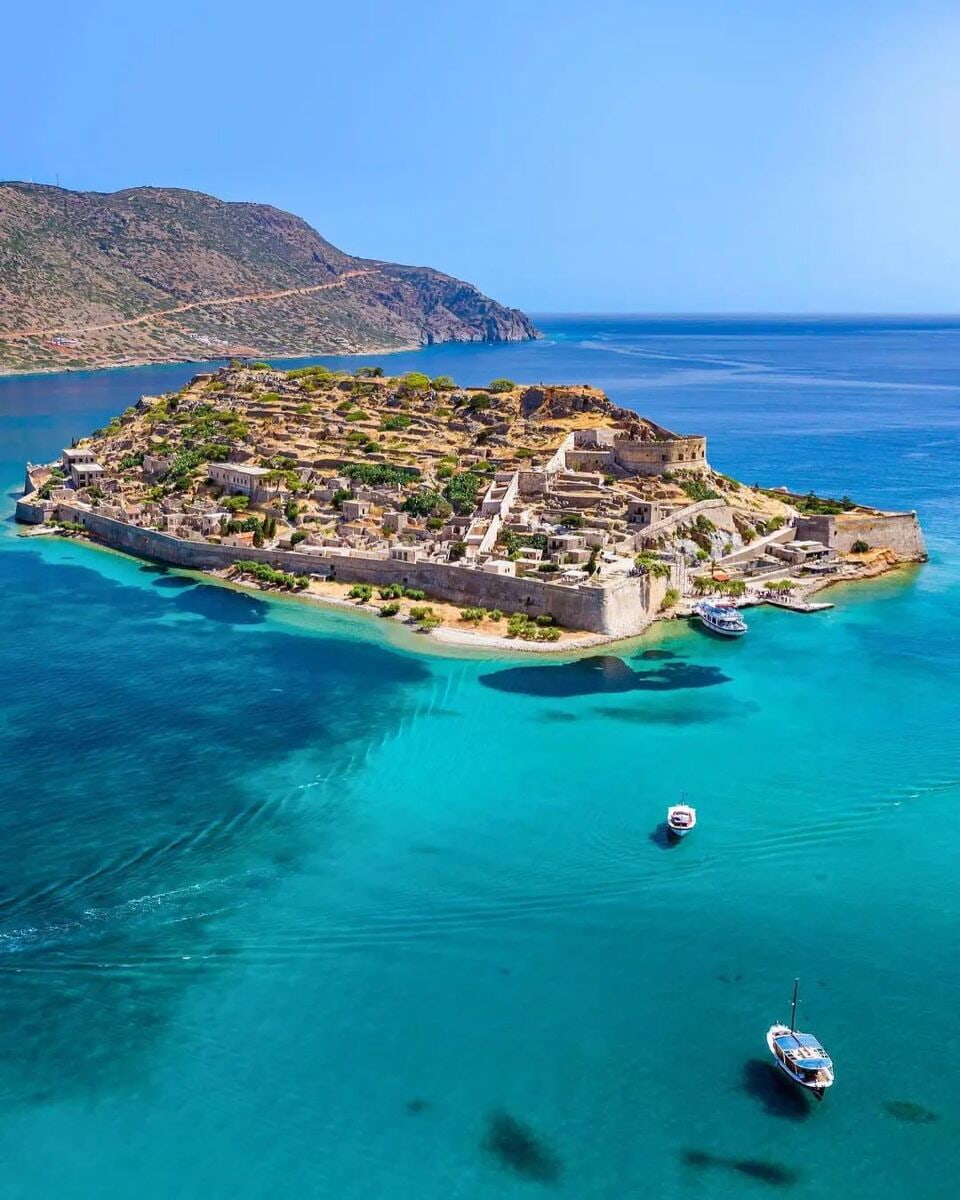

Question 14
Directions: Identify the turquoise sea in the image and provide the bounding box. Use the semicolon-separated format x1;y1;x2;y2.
1;316;958;1199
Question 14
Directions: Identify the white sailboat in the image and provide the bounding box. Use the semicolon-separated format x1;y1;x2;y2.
666;800;697;838
766;978;834;1100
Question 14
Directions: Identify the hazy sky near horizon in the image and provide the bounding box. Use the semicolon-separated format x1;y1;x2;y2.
5;0;960;313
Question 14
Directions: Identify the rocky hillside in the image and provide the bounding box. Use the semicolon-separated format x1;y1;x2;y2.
0;183;537;374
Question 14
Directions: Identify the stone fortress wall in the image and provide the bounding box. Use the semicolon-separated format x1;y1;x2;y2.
17;499;659;637
562;425;708;477
793;511;926;560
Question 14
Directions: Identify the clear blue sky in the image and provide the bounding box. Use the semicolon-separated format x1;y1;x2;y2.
5;0;959;313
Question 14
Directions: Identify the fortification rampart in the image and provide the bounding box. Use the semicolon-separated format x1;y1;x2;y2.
22;502;657;636
794;511;926;560
613;434;708;476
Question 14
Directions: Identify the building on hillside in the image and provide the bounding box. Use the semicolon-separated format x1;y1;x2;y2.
208;463;273;501
62;447;96;471
70;461;107;489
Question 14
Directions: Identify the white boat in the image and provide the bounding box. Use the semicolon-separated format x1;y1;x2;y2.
666;802;697;837
766;979;834;1100
694;600;747;637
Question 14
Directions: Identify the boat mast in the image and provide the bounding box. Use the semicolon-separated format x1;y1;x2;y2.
789;978;799;1032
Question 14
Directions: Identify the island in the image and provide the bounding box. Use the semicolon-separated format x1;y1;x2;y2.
17;362;927;648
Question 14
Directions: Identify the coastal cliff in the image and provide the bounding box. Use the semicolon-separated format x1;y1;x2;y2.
0;183;537;374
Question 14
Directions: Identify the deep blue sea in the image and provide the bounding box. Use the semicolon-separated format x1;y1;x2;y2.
1;316;958;1199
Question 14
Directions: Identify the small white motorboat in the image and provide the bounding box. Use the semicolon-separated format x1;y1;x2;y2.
666;802;697;837
694;600;747;637
766;979;834;1100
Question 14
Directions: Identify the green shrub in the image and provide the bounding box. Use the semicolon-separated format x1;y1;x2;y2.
794;492;858;517
489;609;503;622
378;584;405;600
344;410;367;422
260;391;281;403
681;478;722;502
443;471;482;514
489;378;515;393
286;364;332;379
634;552;671;579
343;463;420;486
250;361;272;370
661;587;680;610
505;612;562;641
222;494;250;513
459;607;487;624
379;601;401;617
404;588;426;600
403;372;431;390
403;490;450;518
535;614;555;626
347;584;373;602
290;530;308;545
851;539;870;553
431;375;455;390
232;560;308;591
449;540;467;561
381;414;412;431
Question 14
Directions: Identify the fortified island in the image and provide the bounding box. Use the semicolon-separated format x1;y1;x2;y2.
16;363;926;646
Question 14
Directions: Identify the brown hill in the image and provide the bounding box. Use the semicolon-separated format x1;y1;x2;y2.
0;183;537;374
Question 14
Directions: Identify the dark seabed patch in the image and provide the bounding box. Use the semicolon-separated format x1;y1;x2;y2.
741;1060;812;1120
681;1149;799;1188
593;699;747;725
170;581;269;623
150;574;198;590
479;655;730;697
0;549;430;1108
882;1100;940;1124
636;648;676;660
405;1098;431;1115
482;1110;562;1184
540;710;579;722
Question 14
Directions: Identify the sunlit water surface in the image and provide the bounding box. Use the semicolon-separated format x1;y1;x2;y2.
0;316;957;1198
